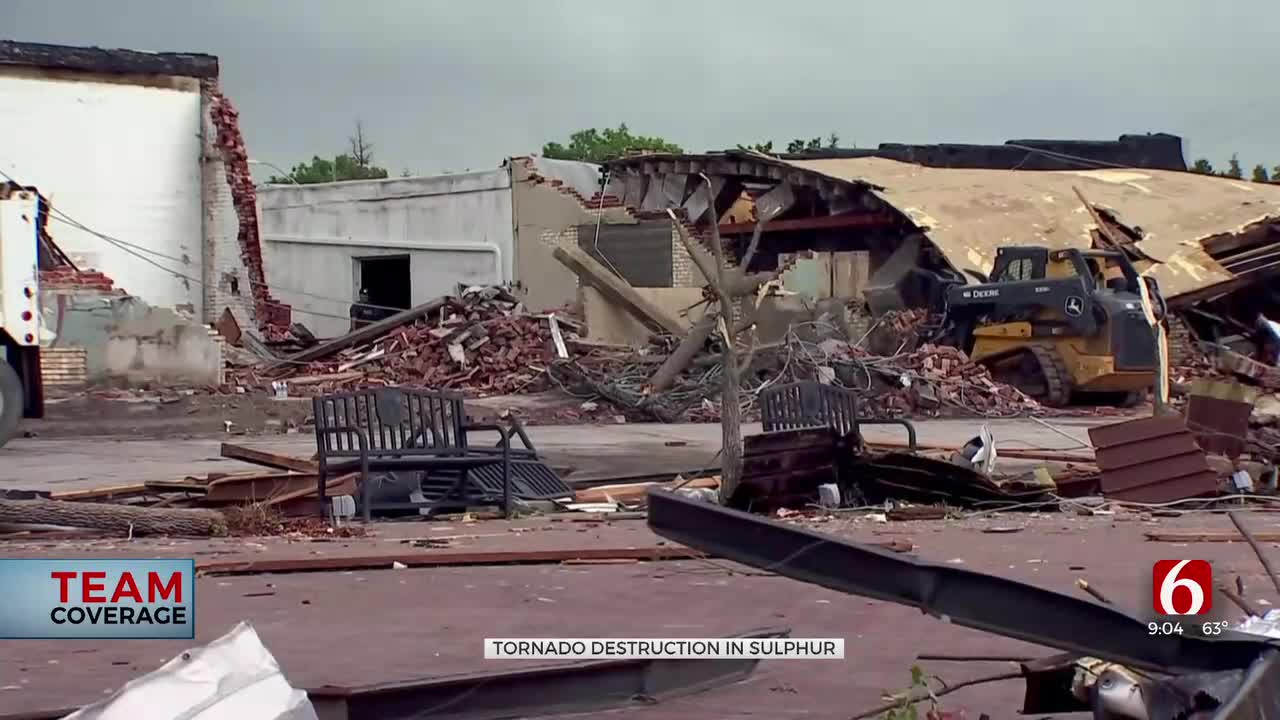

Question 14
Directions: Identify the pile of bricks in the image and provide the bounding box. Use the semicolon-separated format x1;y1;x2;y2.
267;288;572;397
202;81;291;339
875;343;1042;417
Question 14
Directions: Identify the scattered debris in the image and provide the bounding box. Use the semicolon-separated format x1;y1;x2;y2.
62;621;316;720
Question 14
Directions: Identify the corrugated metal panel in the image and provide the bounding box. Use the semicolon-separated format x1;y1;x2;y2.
576;221;673;288
1187;394;1253;459
1088;416;1218;503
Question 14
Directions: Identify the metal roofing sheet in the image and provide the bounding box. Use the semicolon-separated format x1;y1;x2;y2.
783;157;1280;298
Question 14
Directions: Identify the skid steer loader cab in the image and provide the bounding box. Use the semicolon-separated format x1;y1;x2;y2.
934;246;1162;407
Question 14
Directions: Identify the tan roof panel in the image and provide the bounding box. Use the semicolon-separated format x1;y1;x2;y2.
784;156;1280;297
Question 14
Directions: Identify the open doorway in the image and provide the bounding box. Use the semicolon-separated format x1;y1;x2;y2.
355;255;412;311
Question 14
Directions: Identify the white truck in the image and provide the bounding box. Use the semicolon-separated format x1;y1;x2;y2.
0;189;44;447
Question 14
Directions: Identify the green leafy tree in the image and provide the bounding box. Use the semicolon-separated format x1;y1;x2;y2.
1274;165;1280;182
1253;165;1270;183
268;121;390;184
1190;158;1215;174
1223;153;1244;179
541;124;681;163
738;140;775;153
785;133;840;154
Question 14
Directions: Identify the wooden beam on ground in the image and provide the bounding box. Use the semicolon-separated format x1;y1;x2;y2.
266;296;449;371
48;483;150;502
197;546;711;576
221;443;319;473
574;476;720;505
1145;530;1280;543
553;245;688;337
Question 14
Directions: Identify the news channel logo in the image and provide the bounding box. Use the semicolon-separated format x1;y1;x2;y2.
0;558;195;639
1140;559;1236;635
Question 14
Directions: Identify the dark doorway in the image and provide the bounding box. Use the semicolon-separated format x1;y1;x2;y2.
356;255;412;311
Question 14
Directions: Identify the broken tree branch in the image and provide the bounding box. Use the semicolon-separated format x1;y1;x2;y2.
1220;583;1262;618
1075;578;1112;605
649;314;717;392
849;671;1023;720
1229;511;1280;597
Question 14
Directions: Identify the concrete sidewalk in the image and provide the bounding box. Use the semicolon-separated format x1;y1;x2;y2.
0;417;1105;493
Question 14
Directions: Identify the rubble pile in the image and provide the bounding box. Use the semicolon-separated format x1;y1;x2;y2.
856;343;1043;417
254;287;574;397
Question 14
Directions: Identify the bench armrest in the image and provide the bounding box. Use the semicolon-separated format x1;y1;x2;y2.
854;419;918;452
461;422;513;451
315;425;371;462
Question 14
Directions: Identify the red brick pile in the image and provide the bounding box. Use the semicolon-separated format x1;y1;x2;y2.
855;343;1043;417
202;81;291;338
266;290;569;397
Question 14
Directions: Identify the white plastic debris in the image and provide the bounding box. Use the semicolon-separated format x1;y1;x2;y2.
1231;470;1254;493
1235;609;1280;639
971;425;998;476
817;484;841;508
62;621;317;720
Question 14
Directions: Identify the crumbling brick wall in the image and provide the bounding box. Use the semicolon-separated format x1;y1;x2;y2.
39;268;122;294
200;81;289;338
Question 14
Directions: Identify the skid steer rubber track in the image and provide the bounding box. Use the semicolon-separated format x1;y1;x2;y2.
980;344;1073;408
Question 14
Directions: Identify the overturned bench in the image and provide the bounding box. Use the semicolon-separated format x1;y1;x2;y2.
313;387;571;521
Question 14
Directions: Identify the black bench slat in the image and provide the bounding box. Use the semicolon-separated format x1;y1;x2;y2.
313;387;571;520
759;381;918;450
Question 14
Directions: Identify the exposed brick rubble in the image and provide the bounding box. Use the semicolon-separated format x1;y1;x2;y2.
202;81;290;339
239;287;575;398
39;268;123;294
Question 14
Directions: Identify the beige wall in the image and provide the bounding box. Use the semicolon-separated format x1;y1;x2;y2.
510;162;637;312
582;286;709;345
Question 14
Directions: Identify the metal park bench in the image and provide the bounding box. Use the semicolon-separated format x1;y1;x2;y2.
312;387;571;521
759;381;918;451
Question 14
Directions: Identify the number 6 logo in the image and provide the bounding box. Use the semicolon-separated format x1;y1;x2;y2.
1152;559;1213;615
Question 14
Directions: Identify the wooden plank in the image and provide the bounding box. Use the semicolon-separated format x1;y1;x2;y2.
48;483;150;501
220;443;319;473
574;476;720;504
197;546;713;576
264;473;358;507
267;295;449;371
286;371;363;386
1145;531;1280;543
552;245;688;338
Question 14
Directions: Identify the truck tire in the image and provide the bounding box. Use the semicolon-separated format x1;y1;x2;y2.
0;361;23;449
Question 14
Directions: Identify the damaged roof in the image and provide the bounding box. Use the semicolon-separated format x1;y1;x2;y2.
0;40;219;79
782;156;1280;298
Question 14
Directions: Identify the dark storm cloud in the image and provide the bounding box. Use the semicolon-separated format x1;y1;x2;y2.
3;0;1277;177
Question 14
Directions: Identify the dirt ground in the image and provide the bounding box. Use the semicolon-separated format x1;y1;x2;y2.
0;511;1276;719
2;409;1213;719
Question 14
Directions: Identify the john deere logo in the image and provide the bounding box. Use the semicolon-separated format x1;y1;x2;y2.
1065;296;1084;317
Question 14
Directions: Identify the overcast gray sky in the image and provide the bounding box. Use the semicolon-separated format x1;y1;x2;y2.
5;0;1277;177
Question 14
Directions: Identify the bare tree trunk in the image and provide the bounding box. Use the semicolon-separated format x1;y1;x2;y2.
666;177;792;504
717;318;745;502
349;120;374;168
0;499;228;537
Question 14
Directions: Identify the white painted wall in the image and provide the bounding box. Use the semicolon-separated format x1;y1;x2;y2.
0;73;205;315
259;170;513;337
